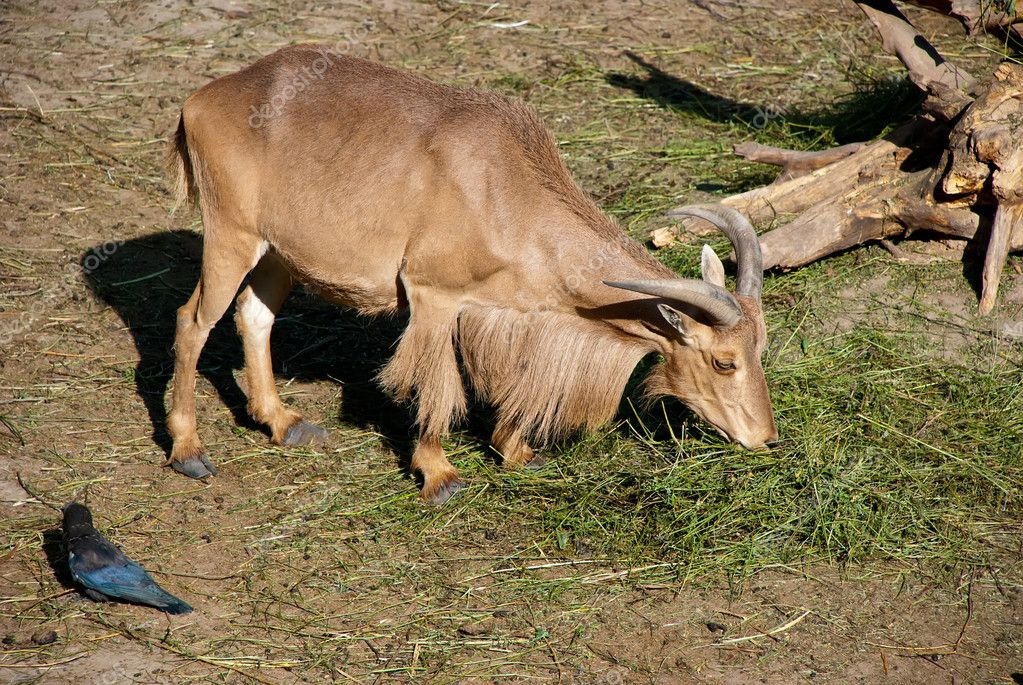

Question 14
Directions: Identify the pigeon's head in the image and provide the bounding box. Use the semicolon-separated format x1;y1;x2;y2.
62;502;94;536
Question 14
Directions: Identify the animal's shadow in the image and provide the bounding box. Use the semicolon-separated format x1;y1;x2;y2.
82;230;419;473
42;528;76;590
607;50;923;147
606;51;765;133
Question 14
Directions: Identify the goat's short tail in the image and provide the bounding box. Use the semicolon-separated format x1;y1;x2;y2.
166;113;197;213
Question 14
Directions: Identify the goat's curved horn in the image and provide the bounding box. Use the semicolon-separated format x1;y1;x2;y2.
603;279;742;328
666;204;763;299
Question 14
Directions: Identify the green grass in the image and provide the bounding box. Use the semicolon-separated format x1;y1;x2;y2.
195;245;1023;590
417;294;1022;580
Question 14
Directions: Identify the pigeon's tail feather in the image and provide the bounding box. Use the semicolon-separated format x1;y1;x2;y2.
118;583;193;614
91;576;194;614
161;596;194;615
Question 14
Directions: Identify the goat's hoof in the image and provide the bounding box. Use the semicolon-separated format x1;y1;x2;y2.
501;450;546;470
283;421;329;447
524;453;548;470
421;476;465;505
169;453;218;479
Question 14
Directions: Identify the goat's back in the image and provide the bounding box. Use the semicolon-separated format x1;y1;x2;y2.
174;45;654;314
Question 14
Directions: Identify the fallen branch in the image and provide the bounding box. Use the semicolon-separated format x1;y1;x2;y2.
719;118;932;225
733;141;864;182
980;202;1023;313
856;0;975;119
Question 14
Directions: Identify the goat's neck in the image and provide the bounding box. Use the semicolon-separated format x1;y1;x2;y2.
546;232;679;357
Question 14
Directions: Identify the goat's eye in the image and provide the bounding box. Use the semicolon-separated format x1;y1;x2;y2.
713;358;736;372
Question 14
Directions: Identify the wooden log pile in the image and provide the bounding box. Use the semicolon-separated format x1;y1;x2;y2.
666;0;1023;313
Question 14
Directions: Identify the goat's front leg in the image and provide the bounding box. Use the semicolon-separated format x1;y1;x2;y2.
378;288;467;503
413;433;463;504
492;421;545;470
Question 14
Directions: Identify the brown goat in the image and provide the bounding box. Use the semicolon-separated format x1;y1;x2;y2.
165;45;777;503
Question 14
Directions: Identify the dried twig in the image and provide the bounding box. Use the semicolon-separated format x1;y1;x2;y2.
15;472;62;511
711;610;811;646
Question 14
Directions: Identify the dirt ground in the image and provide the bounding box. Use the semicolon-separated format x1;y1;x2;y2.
1;0;1022;683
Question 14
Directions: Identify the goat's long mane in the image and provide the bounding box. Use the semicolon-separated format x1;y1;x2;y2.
457;305;651;443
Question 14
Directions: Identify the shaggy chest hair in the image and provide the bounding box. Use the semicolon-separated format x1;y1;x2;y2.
456;305;649;442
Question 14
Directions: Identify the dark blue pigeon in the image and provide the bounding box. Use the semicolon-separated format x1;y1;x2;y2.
62;502;193;614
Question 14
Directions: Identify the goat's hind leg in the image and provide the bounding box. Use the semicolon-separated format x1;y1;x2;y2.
166;230;264;479
235;252;328;447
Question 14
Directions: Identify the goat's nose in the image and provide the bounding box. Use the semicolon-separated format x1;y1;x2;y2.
739;428;778;451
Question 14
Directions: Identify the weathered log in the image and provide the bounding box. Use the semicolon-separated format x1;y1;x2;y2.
664;160;1023;267
943;63;1023;196
717;119;931;225
891;197;980;239
756;185;900;270
980;202;1023;313
855;0;975;120
662;5;1023;312
940;61;1023;311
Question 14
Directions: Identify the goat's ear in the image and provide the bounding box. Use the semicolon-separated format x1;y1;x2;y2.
657;303;695;343
701;245;726;288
